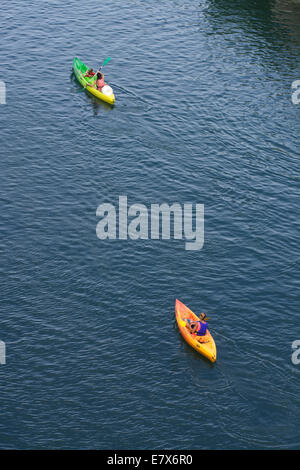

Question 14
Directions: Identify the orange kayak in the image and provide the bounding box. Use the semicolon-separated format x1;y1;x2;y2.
175;299;217;363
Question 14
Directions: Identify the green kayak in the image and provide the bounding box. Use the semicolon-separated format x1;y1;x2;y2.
73;57;115;105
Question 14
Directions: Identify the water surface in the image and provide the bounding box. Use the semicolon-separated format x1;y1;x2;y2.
0;0;300;449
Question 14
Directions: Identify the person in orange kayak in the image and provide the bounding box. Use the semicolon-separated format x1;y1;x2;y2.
84;68;95;78
188;313;209;336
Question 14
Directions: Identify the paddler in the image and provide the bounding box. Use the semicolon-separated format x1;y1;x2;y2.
86;71;106;91
94;72;106;91
187;313;209;336
84;68;95;78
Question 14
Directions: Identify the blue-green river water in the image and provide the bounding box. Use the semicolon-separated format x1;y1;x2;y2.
0;0;300;449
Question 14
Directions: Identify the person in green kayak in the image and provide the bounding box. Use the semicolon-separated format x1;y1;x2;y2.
187;313;209;336
89;71;106;91
84;68;95;78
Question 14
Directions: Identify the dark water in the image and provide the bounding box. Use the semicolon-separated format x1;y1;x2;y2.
1;0;300;449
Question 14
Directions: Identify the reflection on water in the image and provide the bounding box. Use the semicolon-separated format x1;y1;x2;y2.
207;0;300;41
272;0;300;43
87;94;114;115
204;0;300;75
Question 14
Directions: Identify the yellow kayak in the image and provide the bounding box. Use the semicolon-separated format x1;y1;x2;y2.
175;299;217;363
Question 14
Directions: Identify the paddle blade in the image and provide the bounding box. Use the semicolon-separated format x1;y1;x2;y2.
102;56;111;68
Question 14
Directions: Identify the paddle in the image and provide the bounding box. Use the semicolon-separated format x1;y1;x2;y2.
80;57;111;89
79;57;111;86
99;56;111;70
